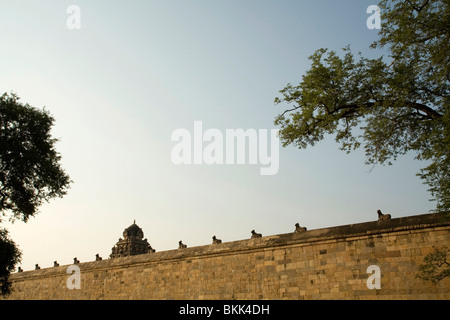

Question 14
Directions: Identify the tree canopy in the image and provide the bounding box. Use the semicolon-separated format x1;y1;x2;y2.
0;92;71;296
274;0;449;213
0;229;20;296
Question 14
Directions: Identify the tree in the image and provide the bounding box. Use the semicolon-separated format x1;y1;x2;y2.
0;92;71;296
416;246;449;284
274;0;449;213
0;229;21;296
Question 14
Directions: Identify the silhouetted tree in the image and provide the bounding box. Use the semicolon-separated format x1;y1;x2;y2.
0;92;71;296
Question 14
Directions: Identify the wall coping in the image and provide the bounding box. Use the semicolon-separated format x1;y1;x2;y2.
10;212;449;281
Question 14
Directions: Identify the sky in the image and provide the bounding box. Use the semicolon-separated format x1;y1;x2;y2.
0;0;434;271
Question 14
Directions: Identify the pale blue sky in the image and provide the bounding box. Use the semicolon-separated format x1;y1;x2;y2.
1;1;433;271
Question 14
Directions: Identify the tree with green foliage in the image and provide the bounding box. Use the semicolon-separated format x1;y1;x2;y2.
274;0;449;213
0;92;71;296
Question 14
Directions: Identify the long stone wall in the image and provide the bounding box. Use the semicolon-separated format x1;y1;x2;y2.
4;213;450;300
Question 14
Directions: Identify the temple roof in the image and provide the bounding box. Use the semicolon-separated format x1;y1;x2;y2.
122;220;144;240
110;220;154;258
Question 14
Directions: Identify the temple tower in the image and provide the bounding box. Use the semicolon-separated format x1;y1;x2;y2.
110;221;155;258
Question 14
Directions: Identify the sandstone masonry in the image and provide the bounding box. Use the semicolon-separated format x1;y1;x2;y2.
4;212;450;300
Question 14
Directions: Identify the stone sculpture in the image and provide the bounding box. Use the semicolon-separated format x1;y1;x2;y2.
251;230;262;238
178;240;187;249
295;223;307;233
377;209;391;221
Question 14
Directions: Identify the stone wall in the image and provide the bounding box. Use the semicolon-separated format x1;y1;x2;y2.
4;213;450;300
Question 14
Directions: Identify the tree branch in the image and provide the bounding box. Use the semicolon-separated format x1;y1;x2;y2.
280;105;302;118
281;101;442;120
405;102;442;119
405;0;430;13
